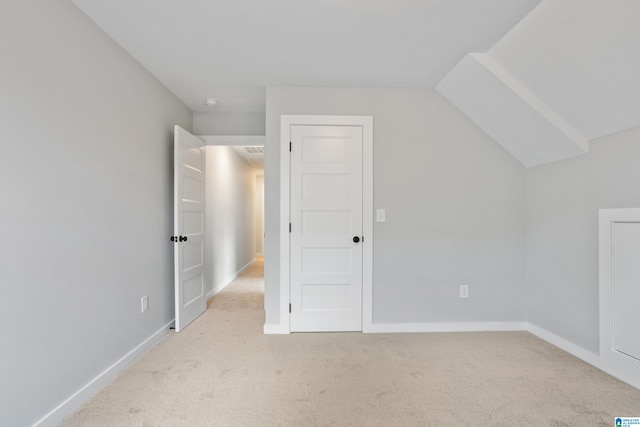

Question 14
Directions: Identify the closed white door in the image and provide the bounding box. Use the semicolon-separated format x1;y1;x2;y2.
174;125;206;332
290;125;363;332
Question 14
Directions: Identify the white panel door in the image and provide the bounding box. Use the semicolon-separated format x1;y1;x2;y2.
174;125;206;332
290;125;363;332
613;222;640;361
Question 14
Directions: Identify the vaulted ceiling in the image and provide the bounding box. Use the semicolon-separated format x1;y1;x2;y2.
437;0;640;166
70;0;540;113
71;0;640;167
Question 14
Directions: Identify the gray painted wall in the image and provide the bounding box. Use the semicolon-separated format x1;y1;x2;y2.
205;146;258;294
526;125;640;353
194;112;266;135
0;1;192;425
264;87;527;326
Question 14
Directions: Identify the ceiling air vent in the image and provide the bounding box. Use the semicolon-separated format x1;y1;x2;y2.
243;146;264;154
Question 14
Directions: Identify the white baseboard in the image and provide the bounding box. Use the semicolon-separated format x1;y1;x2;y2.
526;323;600;367
263;323;290;334
264;321;527;335
32;320;174;427
366;321;528;333
207;258;256;299
527;323;640;390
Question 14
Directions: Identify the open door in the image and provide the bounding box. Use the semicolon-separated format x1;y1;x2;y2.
173;125;206;332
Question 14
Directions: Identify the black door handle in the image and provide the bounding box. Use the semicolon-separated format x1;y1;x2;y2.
353;236;360;243
179;235;188;242
170;236;176;242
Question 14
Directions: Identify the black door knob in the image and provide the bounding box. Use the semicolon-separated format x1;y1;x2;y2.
353;236;360;243
179;235;188;242
171;236;176;242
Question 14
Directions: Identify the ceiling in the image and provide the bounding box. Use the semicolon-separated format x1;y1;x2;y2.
71;0;640;168
488;0;640;140
437;0;640;167
232;146;264;168
70;0;541;113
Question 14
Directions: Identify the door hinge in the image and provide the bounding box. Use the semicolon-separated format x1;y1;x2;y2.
289;141;292;152
289;223;292;233
289;303;292;313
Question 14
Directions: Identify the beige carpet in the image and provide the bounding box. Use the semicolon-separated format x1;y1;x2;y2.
62;257;640;426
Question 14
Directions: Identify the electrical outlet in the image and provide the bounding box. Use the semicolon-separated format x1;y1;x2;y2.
141;295;148;313
459;285;469;299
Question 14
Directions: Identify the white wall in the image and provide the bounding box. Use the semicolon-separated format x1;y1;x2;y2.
255;174;265;255
204;146;259;295
0;1;192;425
264;87;527;328
526;125;640;353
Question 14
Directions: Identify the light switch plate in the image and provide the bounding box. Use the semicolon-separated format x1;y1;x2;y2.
376;209;386;222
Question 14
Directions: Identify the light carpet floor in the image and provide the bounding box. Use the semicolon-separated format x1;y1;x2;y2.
61;258;640;426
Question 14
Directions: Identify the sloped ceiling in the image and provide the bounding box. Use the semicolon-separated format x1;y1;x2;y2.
71;0;638;168
437;0;640;167
70;0;540;113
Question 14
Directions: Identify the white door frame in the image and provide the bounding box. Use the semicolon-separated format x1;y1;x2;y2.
280;115;373;333
599;208;640;389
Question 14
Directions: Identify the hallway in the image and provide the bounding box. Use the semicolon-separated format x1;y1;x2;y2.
206;257;264;314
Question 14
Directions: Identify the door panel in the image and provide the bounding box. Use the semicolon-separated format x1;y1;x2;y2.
302;284;352;311
302;174;352;203
302;211;352;237
174;125;206;332
302;247;352;273
290;125;363;332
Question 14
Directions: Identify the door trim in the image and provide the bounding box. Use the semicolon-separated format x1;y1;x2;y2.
599;208;640;387
280;115;373;333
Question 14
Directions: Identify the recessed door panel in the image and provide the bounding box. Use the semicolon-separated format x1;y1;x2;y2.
182;175;203;202
301;248;352;275
302;284;352;311
302;211;352;238
182;146;203;171
301;137;349;164
302;174;351;203
183;273;204;307
182;210;203;235
182;243;204;272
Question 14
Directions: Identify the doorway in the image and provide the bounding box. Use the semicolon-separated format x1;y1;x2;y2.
199;136;265;301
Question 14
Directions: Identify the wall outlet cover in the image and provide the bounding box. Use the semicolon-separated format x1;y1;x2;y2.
459;285;469;299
